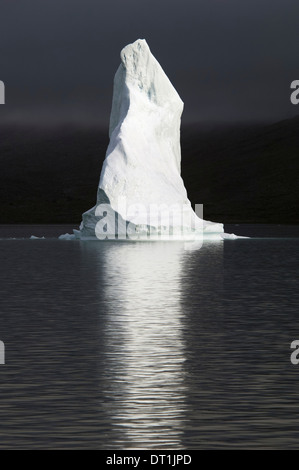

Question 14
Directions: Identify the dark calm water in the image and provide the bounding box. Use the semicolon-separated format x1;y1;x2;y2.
0;225;298;449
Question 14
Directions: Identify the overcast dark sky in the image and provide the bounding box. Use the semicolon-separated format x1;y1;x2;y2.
0;0;299;126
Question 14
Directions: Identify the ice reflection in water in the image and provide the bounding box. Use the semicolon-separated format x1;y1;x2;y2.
2;235;299;449
100;242;188;449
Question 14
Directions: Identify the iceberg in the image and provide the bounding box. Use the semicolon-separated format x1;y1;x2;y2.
76;39;224;241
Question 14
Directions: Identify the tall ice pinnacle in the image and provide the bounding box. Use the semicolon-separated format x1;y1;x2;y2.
77;39;224;239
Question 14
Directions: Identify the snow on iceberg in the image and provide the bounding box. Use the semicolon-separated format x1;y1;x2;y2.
77;39;225;241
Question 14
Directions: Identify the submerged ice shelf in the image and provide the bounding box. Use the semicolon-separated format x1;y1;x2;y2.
75;39;228;241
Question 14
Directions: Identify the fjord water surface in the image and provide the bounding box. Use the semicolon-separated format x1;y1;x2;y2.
0;226;298;449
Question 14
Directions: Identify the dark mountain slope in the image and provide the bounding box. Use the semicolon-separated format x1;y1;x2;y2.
0;117;298;224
